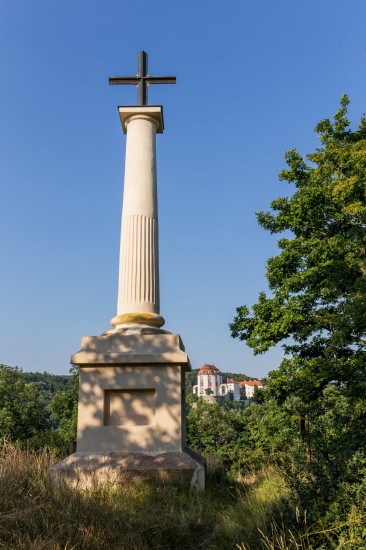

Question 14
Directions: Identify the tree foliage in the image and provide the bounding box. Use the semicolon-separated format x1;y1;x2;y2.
0;364;48;442
47;366;78;452
230;97;366;525
187;400;248;469
0;365;78;453
231;95;366;405
21;370;75;426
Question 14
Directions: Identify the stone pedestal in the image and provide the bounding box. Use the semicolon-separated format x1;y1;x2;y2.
51;330;205;489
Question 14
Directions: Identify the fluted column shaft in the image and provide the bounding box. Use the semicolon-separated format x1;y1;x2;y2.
111;106;164;329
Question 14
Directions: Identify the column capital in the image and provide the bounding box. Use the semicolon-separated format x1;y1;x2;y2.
118;105;164;134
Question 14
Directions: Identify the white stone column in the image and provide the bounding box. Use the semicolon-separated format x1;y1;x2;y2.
110;106;165;329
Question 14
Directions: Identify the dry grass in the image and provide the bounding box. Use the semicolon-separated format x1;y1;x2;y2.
0;443;314;550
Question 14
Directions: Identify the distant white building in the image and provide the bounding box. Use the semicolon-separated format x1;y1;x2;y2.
193;364;222;397
240;380;265;399
219;378;240;402
192;366;240;402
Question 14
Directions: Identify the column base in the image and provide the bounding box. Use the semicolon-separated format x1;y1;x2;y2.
110;312;165;329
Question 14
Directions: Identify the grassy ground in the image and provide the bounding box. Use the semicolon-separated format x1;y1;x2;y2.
0;443;312;549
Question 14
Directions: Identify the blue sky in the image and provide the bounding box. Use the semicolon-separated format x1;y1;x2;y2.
1;0;365;378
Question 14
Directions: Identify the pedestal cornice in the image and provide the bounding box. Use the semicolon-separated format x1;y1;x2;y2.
71;332;191;370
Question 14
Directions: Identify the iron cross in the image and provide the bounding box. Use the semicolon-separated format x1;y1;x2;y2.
109;51;176;106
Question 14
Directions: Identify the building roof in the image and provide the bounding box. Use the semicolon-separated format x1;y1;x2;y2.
244;380;263;387
198;364;221;375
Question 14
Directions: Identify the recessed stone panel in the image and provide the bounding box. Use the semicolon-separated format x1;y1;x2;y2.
104;389;155;427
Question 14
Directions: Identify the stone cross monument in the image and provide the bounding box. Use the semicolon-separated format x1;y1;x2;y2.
52;52;205;489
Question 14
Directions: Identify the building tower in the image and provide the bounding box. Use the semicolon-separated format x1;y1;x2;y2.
193;364;222;396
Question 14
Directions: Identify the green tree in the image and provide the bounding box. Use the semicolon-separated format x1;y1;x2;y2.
230;97;366;509
186;391;199;405
185;370;198;394
252;385;266;404
21;370;74;426
0;364;48;442
48;366;78;452
186;400;248;471
241;398;301;470
231;96;366;406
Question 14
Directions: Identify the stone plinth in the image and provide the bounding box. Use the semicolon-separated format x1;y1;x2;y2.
51;329;205;489
51;449;205;490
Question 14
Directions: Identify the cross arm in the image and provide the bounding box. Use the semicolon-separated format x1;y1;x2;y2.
109;77;140;85
147;77;176;85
